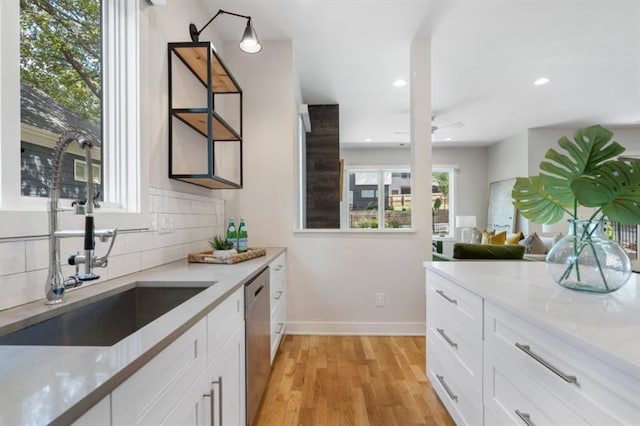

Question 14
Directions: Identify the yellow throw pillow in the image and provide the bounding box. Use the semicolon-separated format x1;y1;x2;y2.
489;230;507;245
505;231;524;245
481;230;494;245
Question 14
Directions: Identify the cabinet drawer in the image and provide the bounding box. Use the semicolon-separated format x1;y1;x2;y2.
484;345;586;425
427;271;483;337
427;304;482;396
485;302;640;425
270;253;286;315
112;319;207;425
207;286;244;361
427;337;483;426
270;295;286;363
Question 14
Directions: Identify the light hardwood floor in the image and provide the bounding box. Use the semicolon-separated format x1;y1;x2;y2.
255;335;455;426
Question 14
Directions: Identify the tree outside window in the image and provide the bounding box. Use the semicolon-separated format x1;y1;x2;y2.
20;0;102;199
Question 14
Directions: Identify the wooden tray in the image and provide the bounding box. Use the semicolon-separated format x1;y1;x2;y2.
188;247;266;264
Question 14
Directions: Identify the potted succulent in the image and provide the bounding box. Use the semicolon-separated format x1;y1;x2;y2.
512;125;640;293
210;235;237;257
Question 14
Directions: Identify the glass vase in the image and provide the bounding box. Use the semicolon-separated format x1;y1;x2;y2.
546;219;632;293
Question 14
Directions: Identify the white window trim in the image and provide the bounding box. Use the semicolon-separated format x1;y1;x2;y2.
432;165;457;239
341;165;411;230
0;0;143;238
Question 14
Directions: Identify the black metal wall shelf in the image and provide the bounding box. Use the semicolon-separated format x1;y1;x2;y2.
168;42;243;190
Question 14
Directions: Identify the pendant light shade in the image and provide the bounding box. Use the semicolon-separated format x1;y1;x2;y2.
239;20;262;54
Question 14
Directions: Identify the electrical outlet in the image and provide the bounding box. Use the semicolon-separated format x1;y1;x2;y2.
375;293;385;307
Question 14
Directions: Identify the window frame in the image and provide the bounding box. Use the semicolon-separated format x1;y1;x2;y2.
341;166;412;230
0;0;142;238
432;165;457;239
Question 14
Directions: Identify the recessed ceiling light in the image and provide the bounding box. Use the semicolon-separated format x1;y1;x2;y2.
365;138;373;142
392;79;407;87
534;77;550;86
444;137;452;141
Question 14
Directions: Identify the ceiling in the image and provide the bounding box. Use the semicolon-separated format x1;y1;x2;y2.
212;0;640;148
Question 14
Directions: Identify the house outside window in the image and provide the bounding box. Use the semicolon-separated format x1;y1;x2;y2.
343;168;412;229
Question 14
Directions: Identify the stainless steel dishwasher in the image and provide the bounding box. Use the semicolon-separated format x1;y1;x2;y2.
245;267;271;426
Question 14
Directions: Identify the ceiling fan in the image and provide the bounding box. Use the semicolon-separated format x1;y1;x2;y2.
431;116;465;133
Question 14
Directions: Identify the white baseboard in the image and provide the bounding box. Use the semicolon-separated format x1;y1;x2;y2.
285;321;425;336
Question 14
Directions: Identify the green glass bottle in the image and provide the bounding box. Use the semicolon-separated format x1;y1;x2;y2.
237;217;248;252
226;217;237;250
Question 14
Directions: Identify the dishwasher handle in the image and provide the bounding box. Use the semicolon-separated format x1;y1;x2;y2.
245;267;270;309
254;284;265;298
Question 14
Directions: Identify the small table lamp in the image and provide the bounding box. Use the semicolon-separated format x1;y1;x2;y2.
456;215;477;243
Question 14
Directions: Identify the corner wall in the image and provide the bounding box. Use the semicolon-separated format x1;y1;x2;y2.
223;38;432;335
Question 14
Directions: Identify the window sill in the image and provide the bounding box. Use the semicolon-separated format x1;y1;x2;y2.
293;228;416;235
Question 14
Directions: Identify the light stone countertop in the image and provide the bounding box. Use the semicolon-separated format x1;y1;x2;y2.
424;261;640;380
0;247;286;426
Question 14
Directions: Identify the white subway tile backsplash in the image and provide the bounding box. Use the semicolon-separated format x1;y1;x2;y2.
0;269;47;310
124;232;154;253
25;239;48;272
140;248;164;270
0;188;225;311
0;241;26;276
108;253;141;279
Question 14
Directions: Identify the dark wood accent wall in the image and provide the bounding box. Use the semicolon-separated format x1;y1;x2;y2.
305;105;340;229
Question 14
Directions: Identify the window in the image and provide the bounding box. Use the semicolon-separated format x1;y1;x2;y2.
0;0;139;212
343;168;412;229
432;168;455;237
20;0;103;199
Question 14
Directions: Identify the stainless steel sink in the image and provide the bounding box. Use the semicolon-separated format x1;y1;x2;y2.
0;281;215;347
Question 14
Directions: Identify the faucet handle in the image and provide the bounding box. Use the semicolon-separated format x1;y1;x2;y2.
93;228;118;268
71;199;86;215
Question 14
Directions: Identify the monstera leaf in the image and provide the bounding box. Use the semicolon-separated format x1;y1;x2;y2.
538;126;625;210
512;176;568;224
571;160;640;224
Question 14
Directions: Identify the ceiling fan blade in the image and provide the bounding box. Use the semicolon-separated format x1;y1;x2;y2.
431;121;465;133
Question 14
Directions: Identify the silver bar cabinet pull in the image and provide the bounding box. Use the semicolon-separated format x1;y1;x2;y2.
515;410;535;426
203;389;215;426
436;328;458;349
435;374;458;402
212;377;223;425
436;289;458;305
515;343;578;385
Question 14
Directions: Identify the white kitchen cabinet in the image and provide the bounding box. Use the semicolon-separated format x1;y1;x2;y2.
162;321;246;426
485;302;640;425
207;321;246;426
111;286;245;426
111;319;207;425
425;266;640;426
426;271;483;425
72;396;110;426
269;252;286;363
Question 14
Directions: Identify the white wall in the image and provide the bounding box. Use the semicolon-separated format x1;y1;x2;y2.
219;41;297;246
487;132;528;183
223;38;432;335
341;147;411;167
433;147;489;236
